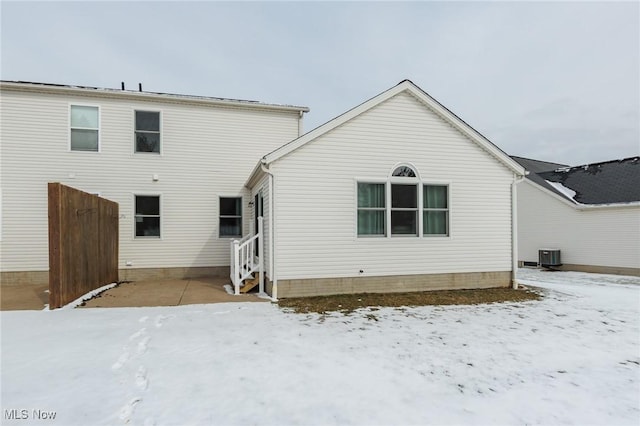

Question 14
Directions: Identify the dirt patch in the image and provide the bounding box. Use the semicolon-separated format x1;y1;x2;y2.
278;286;542;315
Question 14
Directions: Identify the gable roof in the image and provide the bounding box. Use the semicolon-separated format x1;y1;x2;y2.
513;156;640;205
258;79;525;175
511;156;572;200
510;156;568;174
0;80;309;113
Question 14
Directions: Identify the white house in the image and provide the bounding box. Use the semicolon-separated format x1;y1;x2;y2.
0;81;307;285
1;80;526;297
513;156;640;276
246;81;525;297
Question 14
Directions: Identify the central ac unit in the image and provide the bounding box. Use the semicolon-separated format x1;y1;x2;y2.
539;249;561;268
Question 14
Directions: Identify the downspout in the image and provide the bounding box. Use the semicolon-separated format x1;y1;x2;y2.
511;173;526;289
261;161;277;300
298;110;304;137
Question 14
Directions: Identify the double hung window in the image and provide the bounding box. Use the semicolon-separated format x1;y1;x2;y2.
423;185;448;235
220;197;242;237
357;183;385;236
135;195;161;237
70;105;99;151
135;111;160;153
391;184;418;235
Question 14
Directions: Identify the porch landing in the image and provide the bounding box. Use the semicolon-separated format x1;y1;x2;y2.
1;277;266;311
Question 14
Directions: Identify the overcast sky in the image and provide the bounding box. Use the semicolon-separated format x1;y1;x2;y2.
2;1;638;166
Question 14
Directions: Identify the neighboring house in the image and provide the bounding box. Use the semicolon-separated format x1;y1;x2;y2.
1;79;526;297
513;156;640;276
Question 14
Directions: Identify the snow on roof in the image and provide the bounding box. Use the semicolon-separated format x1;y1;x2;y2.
516;156;640;205
545;180;577;202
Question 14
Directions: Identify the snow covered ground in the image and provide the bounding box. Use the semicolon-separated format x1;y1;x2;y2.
1;269;639;425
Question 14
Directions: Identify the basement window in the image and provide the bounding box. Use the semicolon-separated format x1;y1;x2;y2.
135;195;161;237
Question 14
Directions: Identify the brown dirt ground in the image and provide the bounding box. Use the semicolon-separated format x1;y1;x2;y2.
278;286;543;315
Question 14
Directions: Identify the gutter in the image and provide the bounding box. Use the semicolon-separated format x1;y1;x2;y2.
575;202;640;210
511;173;527;288
261;161;278;300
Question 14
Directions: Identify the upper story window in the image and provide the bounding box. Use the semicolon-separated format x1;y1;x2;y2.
135;111;160;153
70;105;99;151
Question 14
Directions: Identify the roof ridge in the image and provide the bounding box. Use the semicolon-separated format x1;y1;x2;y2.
511;155;569;168
0;79;309;111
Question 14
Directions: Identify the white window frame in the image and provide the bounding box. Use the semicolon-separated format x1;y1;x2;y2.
133;193;162;239
356;181;387;237
389;180;420;237
355;163;452;239
69;104;100;152
423;184;450;237
134;109;162;155
219;195;243;238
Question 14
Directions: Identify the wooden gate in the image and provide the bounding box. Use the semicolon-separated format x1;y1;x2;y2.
48;183;119;309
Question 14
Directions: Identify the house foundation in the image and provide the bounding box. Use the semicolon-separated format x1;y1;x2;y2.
275;271;512;298
1;266;231;287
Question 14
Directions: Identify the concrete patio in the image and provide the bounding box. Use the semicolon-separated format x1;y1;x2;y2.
0;277;266;311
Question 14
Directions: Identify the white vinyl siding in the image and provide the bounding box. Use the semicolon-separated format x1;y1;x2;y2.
272;91;515;280
517;180;640;270
0;88;300;272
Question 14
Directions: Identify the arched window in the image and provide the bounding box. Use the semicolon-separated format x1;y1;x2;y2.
392;165;416;177
389;165;419;236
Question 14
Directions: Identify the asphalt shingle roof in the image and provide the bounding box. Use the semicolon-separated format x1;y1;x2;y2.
512;156;640;205
510;156;568;174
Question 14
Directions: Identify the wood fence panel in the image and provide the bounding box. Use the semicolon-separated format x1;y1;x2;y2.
48;183;119;309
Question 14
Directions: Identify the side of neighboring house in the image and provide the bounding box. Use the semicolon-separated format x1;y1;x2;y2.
514;156;640;276
0;81;307;285
248;81;526;298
